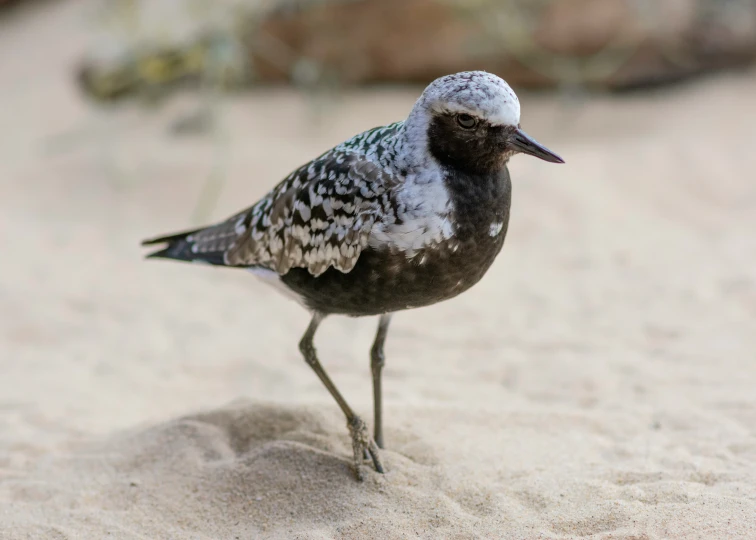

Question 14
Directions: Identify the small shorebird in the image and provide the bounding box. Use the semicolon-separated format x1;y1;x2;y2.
142;71;564;480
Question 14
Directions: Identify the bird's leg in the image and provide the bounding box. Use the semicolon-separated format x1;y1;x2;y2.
370;314;392;449
299;313;384;481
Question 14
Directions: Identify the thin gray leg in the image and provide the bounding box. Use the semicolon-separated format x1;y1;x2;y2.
370;314;392;449
299;313;384;480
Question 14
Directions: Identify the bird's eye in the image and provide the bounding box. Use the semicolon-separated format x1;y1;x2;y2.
456;113;477;129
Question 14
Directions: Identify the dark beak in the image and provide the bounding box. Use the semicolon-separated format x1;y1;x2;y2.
509;128;564;164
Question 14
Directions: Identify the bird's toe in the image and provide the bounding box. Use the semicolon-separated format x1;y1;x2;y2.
348;415;384;480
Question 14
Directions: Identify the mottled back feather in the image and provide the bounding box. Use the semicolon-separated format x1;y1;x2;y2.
145;132;403;277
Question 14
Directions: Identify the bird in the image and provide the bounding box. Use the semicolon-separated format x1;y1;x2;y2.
141;71;564;481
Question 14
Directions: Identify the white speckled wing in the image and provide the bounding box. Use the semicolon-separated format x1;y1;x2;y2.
188;150;400;277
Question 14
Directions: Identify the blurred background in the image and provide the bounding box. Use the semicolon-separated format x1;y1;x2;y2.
1;1;756;536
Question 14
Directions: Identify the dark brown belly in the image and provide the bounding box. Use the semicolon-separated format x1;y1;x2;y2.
280;230;507;316
282;164;513;316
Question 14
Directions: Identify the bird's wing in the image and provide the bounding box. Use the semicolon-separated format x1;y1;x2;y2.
143;151;399;277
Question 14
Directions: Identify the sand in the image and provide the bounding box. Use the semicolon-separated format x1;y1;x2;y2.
2;2;756;539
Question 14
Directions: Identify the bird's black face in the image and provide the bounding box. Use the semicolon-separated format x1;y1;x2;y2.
427;111;564;175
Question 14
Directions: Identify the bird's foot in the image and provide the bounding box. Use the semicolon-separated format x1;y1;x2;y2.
348;415;384;481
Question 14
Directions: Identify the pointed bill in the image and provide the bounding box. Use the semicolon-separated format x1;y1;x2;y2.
510;128;564;164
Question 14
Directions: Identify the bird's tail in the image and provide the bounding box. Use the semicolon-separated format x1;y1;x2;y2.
141;228;226;266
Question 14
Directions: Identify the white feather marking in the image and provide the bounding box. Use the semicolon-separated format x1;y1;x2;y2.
416;71;521;128
297;203;311;222
368;170;453;256
489;221;504;237
442;99;520;127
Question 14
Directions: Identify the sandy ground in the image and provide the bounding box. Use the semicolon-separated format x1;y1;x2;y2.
2;2;756;539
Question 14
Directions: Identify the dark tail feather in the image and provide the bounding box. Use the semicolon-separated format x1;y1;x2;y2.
141;228;226;266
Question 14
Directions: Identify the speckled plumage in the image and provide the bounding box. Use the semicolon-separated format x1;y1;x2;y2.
142;71;564;480
142;72;527;287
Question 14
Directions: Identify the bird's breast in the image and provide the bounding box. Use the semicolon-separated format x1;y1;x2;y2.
279;166;512;316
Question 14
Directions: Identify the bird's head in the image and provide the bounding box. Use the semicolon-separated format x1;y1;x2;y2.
410;71;564;175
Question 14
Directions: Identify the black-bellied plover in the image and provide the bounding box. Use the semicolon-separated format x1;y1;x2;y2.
142;71;564;480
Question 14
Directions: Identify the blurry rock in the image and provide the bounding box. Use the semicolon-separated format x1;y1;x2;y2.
248;0;475;84
77;0;251;103
77;0;756;101
534;0;639;56
249;0;756;89
77;32;250;103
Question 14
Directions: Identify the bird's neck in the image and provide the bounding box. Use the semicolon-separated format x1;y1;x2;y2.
443;165;512;241
388;113;433;172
